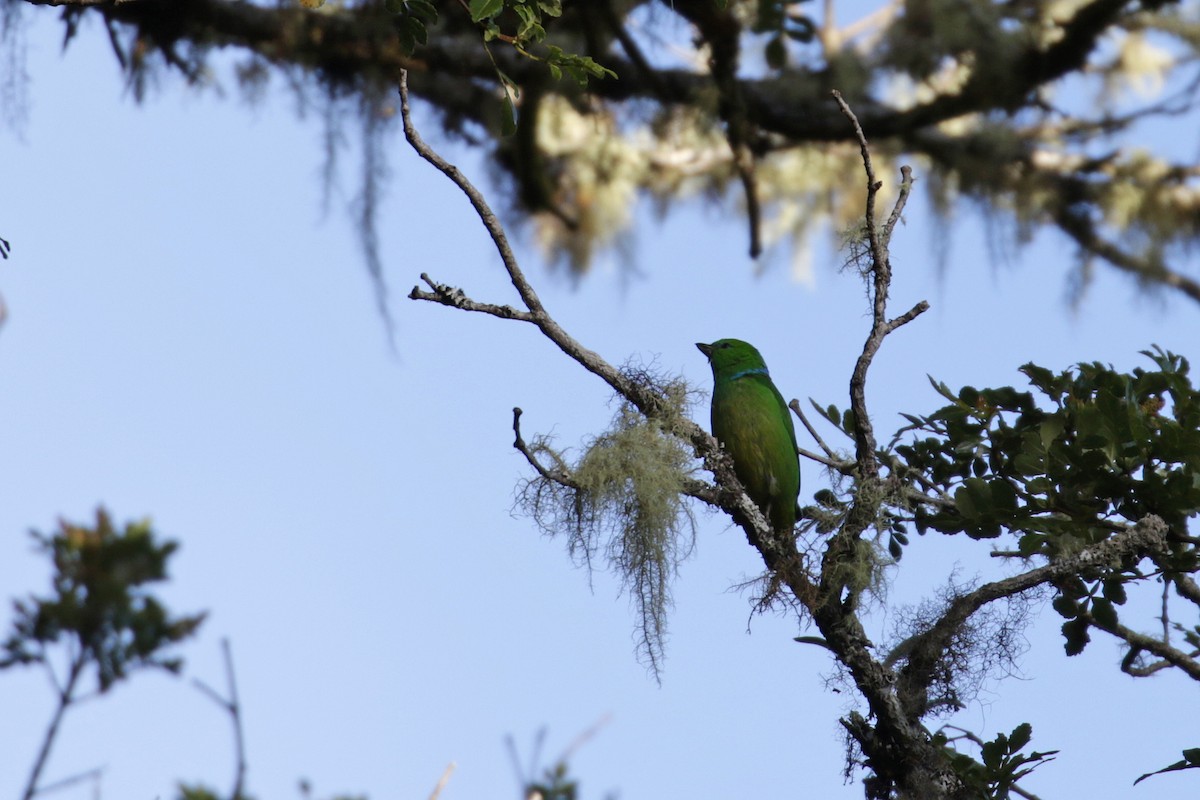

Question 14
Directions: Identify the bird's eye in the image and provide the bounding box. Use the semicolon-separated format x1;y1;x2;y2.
719;342;731;349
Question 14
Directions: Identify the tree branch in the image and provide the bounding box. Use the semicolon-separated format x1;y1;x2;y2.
831;90;928;476
1089;608;1200;682
23;654;87;800
399;68;813;591
789;398;842;463
898;516;1174;709
401;69;658;415
511;407;579;489
191;639;248;800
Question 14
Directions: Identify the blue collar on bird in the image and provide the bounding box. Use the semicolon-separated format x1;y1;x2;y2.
728;367;770;381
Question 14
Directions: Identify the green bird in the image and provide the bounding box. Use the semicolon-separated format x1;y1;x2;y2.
697;339;800;532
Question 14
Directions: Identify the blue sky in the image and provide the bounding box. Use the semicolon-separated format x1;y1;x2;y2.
2;7;1199;800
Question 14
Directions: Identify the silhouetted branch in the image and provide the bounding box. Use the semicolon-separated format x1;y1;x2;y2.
22;656;87;800
427;762;456;800
192;639;248;800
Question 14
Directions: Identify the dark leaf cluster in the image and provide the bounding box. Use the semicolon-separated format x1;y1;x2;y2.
895;347;1200;552
940;723;1058;799
881;347;1200;658
1;508;206;692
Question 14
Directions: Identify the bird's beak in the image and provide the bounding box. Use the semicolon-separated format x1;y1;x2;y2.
696;342;713;359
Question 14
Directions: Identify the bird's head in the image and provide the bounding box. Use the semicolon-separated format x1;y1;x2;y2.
696;339;769;379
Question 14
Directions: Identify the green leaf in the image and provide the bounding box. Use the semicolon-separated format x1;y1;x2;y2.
406;0;437;20
1061;617;1090;656
1008;723;1032;752
1051;594;1078;619
1017;532;1045;557
469;0;504;22
500;91;517;136
1090;597;1119;628
1102;577;1128;605
1135;748;1200;785
1021;362;1058;393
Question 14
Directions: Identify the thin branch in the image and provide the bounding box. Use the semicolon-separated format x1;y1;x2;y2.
428;762;456;800
409;273;536;323
898;516;1174;698
191;639;248;800
830;89;929;477
30;767;104;798
1121;653;1176;677
600;0;665;97
734;148;763;258
1162;577;1171;643
1054;201;1200;304
882;165;913;242
885;299;931;334
832;89;885;303
798;446;850;471
399;70;657;414
789;399;840;461
558;713;612;762
512;407;579;489
23;655;87;800
1089;609;1200;682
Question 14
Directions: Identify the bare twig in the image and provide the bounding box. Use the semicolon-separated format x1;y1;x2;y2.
830;90;928;476
512;407;579;489
1162;578;1171;643
23;656;87;800
734;148;763;258
399;70;658;415
30;767;105;798
428;762;456;800
191;639;248;800
559;713;612;761
798;446;851;471
899;516;1174;697
789;399;840;461
1090;607;1200;682
409;273;535;323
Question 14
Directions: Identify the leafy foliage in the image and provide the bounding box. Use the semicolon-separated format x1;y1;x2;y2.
469;0;614;136
1136;746;1200;786
388;0;438;56
941;723;1058;799
898;347;1200;546
1;508;205;692
879;348;1200;654
387;0;615;136
16;0;1200;294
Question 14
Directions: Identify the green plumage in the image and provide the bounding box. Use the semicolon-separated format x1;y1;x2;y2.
697;339;800;531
